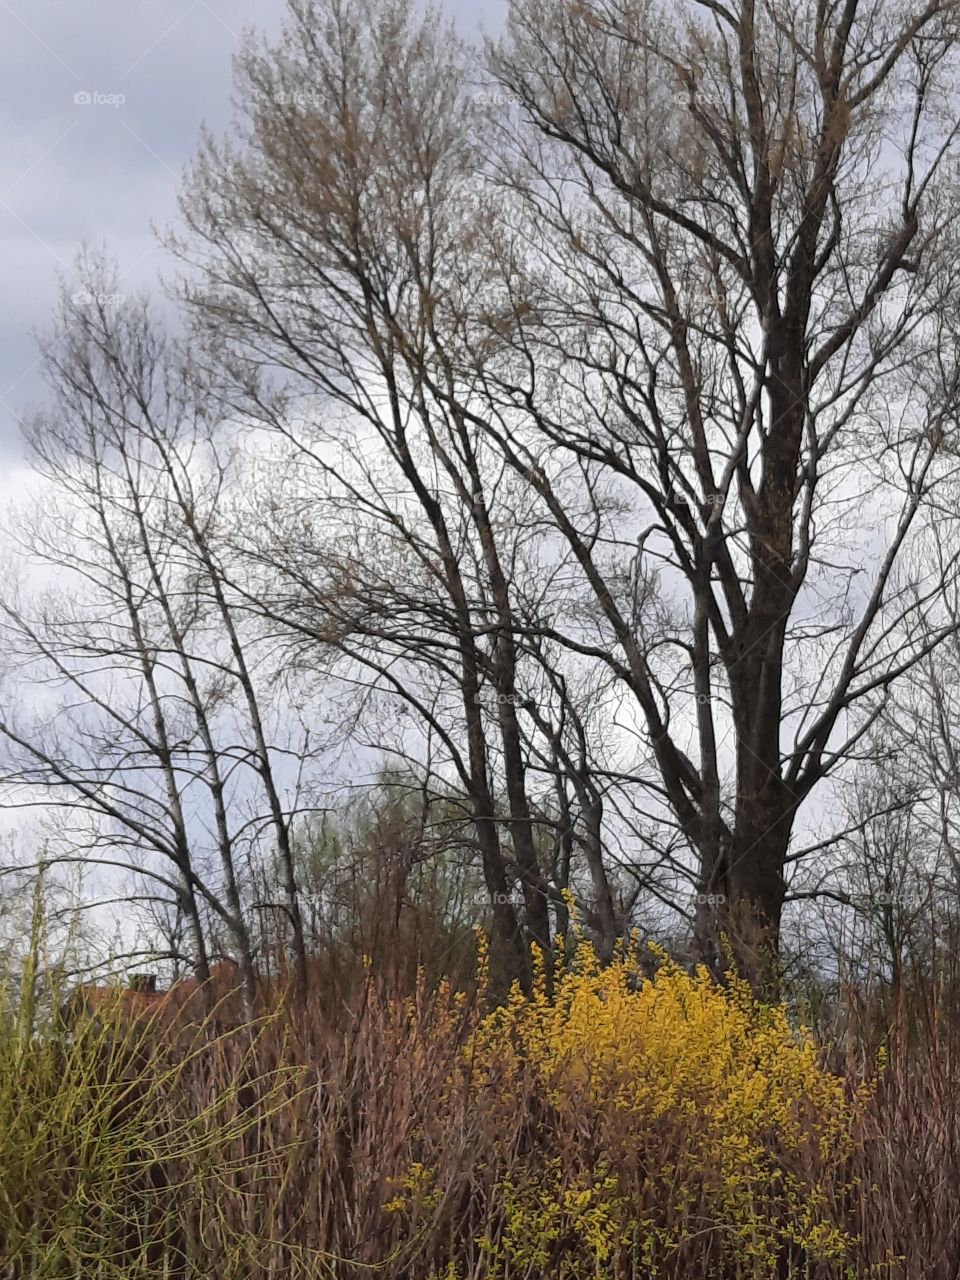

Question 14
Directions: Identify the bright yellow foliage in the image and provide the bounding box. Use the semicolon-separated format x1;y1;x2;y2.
468;939;867;1277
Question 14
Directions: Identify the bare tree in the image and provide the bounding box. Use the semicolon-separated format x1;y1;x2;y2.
0;266;319;1007
170;0;627;985
166;0;960;985
465;0;960;981
7;0;960;995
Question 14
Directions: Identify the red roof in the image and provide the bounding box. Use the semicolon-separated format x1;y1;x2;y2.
64;960;243;1023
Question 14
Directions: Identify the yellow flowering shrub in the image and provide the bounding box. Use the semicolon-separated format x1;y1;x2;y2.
384;1161;441;1215
468;939;867;1277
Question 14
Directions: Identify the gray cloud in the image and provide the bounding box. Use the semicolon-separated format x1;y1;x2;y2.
0;0;281;459
0;0;504;461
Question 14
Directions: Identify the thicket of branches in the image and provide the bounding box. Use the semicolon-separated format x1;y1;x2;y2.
5;0;960;994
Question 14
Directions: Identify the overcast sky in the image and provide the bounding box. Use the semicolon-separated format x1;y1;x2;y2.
0;0;502;466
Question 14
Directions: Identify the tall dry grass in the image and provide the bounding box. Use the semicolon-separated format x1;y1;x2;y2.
4;931;960;1279
841;933;960;1280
